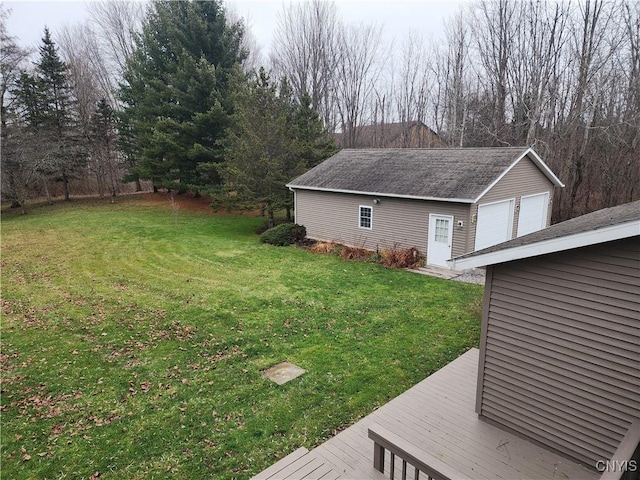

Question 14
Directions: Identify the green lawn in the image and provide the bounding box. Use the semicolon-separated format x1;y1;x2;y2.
0;195;482;479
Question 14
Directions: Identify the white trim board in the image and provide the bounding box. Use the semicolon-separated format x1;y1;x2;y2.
450;220;640;270
286;185;475;204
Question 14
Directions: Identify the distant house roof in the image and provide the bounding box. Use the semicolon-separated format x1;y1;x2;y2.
333;121;445;148
288;147;563;203
450;200;640;269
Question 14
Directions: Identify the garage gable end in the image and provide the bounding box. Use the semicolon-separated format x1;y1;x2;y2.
471;153;557;250
473;148;563;203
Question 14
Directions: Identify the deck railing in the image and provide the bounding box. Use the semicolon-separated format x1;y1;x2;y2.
368;424;471;480
598;419;640;480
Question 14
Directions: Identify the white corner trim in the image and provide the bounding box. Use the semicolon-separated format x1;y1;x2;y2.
449;220;640;270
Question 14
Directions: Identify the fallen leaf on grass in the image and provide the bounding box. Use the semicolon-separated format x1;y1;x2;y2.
51;424;64;435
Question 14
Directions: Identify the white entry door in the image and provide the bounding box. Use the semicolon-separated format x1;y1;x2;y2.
475;199;515;250
517;192;549;237
427;214;453;267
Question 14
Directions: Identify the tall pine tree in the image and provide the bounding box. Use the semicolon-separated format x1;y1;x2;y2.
118;0;246;193
10;28;86;203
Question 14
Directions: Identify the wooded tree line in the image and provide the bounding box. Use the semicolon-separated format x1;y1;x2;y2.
1;0;637;221
1;2;143;211
271;0;639;221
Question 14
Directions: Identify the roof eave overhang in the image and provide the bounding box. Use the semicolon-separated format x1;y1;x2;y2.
472;148;565;203
449;220;640;270
286;184;475;204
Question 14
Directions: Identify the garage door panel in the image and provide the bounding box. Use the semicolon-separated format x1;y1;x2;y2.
517;192;549;237
475;199;514;250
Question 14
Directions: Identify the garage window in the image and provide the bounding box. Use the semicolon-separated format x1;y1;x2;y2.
359;206;372;229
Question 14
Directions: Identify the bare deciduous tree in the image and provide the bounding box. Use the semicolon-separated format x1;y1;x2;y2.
506;0;570;144
270;0;341;129
225;5;263;72
88;0;144;77
394;31;432;132
1;6;33;209
334;22;385;147
472;0;518;143
433;11;470;146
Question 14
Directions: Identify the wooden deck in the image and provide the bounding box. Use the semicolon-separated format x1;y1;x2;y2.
253;348;600;480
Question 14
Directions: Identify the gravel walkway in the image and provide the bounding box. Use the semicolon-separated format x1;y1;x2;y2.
450;268;486;285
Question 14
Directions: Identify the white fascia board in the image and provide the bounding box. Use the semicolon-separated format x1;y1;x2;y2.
285;184;475;204
524;148;565;188
449;220;640;270
472;148;564;204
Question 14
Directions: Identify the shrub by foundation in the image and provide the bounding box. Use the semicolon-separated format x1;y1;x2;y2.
308;241;341;254
340;246;373;261
260;223;307;246
379;246;424;269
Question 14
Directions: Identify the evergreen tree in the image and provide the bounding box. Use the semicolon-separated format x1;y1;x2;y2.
118;0;246;193
9;28;87;203
219;68;336;226
293;92;337;170
88;98;120;200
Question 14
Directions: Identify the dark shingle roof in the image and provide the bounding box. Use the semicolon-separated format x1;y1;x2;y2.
451;200;640;268
288;147;558;202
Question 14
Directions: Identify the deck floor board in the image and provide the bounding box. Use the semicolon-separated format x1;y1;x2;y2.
254;349;600;479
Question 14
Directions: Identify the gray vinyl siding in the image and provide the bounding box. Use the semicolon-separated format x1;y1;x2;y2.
469;156;555;249
478;238;640;468
294;189;471;257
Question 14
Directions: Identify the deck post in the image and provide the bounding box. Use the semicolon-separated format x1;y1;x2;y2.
373;441;385;472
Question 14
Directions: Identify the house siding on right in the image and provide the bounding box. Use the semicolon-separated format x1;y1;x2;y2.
478;237;640;468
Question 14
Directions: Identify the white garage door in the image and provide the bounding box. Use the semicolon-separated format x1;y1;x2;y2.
517;192;549;237
475;199;514;250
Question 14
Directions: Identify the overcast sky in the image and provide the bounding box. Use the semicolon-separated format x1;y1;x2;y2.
5;0;469;58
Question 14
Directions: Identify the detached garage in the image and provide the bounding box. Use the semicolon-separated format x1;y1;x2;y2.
288;147;564;267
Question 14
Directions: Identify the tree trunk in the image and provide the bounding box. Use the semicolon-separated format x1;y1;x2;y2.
268;209;275;229
43;180;53;205
63;173;70;201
